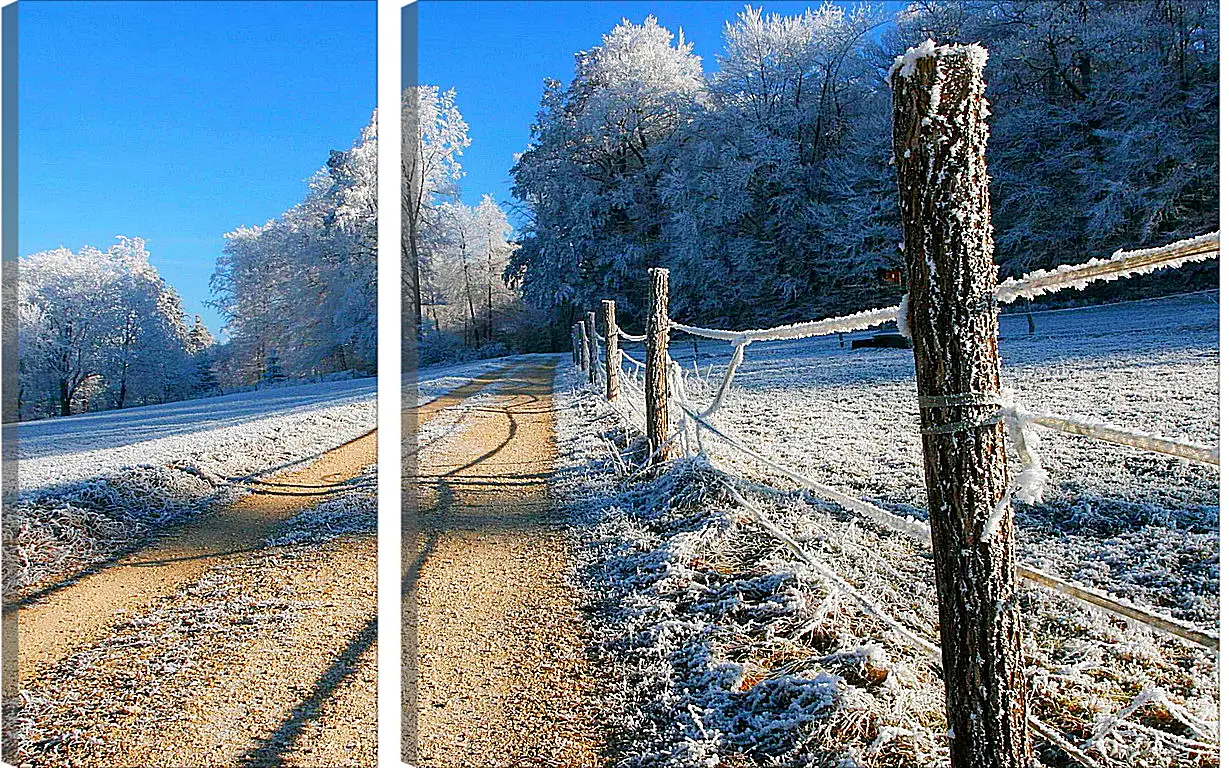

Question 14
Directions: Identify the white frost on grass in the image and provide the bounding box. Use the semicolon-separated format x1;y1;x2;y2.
553;365;945;767
558;293;1218;766
17;376;377;495
6;378;377;598
266;464;376;546
685;292;1218;625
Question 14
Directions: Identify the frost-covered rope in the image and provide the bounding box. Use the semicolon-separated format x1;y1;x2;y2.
1007;405;1218;466
674;400;1219;651
1014;565;1218;651
619;349;646;369
997;231;1219;304
698;340;748;420
678;401;934;542
617;327;647;343
671;303;901;344
669;232;1216;346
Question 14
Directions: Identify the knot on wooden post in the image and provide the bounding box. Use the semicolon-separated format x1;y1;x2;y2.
644;268;674;463
891;41;1029;768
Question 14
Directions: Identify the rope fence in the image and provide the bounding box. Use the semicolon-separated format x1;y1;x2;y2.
566;39;1218;765
569;230;1220;765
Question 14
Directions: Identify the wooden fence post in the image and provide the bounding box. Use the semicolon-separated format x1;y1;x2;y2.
576;322;588;373
644;268;674;462
570;324;579;366
891;43;1029;768
586;311;599;385
602;300;619;401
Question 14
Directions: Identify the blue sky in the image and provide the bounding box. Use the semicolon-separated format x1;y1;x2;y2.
19;1;376;334
414;1;904;216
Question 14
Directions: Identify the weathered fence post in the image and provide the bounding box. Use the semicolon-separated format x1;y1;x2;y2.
586;311;600;385
576;321;588;373
602;300;619;401
570;324;579;365
644;268;674;462
891;42;1029;768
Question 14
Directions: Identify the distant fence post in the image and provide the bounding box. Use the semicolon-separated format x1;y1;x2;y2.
585;311;599;385
891;43;1029;768
602;300;619;401
645;268;673;462
570;324;579;366
576;321;588;373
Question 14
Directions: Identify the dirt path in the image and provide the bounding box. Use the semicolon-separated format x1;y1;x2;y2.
404;359;603;767
7;429;378;767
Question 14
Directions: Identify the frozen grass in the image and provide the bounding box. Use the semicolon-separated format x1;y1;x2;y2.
266;464;376;547
17;377;377;494
5;378;377;600
560;292;1218;767
664;292;1218;625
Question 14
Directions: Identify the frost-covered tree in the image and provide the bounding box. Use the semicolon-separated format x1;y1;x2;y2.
213;112;378;385
420;196;521;360
403;86;470;337
663;4;892;325
508;2;1216;333
510;16;704;323
19;237;202;418
888;0;1219;281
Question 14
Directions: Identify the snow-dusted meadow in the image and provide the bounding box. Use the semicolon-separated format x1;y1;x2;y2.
5;377;378;598
679;291;1218;625
18;377;378;496
557;291;1218;767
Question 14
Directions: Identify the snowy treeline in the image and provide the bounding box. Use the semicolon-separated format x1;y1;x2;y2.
212;113;378;385
18;237;214;419
509;1;1218;331
402;87;535;364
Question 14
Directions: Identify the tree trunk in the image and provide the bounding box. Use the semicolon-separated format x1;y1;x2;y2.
891;42;1030;768
644;268;674;463
486;249;494;344
407;224;423;338
59;379;72;417
603;300;618;401
462;262;478;348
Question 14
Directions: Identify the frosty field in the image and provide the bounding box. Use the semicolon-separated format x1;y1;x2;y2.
17;377;379;496
559;291;1218;767
5;377;380;598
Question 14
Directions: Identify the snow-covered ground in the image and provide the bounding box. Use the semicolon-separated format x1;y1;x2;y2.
6;377;378;599
558;292;1218;767
17;377;377;496
641;291;1219;624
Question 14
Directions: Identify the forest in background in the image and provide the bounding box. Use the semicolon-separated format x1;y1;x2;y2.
495;0;1217;340
17;114;380;421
